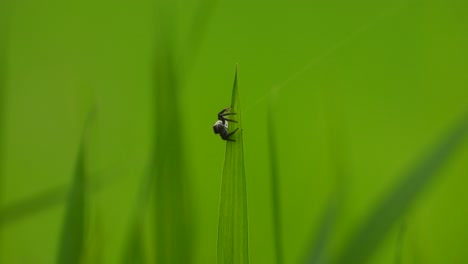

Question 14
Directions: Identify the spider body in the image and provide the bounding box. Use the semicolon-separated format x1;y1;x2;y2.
213;107;238;141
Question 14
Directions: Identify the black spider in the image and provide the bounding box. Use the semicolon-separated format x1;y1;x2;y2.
213;107;239;141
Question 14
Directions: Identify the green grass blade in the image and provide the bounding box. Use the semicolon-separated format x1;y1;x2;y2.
217;66;250;264
306;201;339;264
57;111;96;264
394;222;406;264
0;160;134;227
0;2;6;259
184;0;218;71
152;8;193;261
0;185;67;226
0;0;7;225
121;164;155;264
122;219;146;264
335;112;468;264
0;0;9;206
82;215;104;264
57;139;87;264
306;97;349;264
153;55;193;263
267;98;283;264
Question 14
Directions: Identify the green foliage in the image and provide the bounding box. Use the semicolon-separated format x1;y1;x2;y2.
121;162;154;264
152;16;193;264
56;139;87;264
267;99;283;264
0;5;8;260
217;67;250;264
0;186;67;226
335;113;468;264
0;1;468;263
0;0;7;228
122;217;146;264
394;222;406;264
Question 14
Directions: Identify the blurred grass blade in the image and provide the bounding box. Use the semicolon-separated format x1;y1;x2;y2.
122;218;146;264
394;221;406;264
335;113;468;264
0;1;7;258
184;0;218;70
153;52;193;263
122;164;155;264
57;111;96;264
82;215;104;264
57;139;87;264
267;97;283;264
0;185;67;226
306;95;349;264
0;0;9;214
0;159;138;227
217;66;250;264
306;199;339;264
0;166;121;227
152;5;193;262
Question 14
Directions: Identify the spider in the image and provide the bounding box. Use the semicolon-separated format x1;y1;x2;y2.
213;107;239;141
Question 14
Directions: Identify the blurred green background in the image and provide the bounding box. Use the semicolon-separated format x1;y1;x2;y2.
1;0;468;263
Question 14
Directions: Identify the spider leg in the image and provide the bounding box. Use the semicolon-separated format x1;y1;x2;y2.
225;128;239;141
221;112;236;116
218;108;230;116
223;118;238;123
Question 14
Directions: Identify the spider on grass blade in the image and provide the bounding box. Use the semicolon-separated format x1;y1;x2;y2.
213;107;239;141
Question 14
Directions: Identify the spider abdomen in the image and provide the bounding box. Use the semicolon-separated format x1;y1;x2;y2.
213;120;228;134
